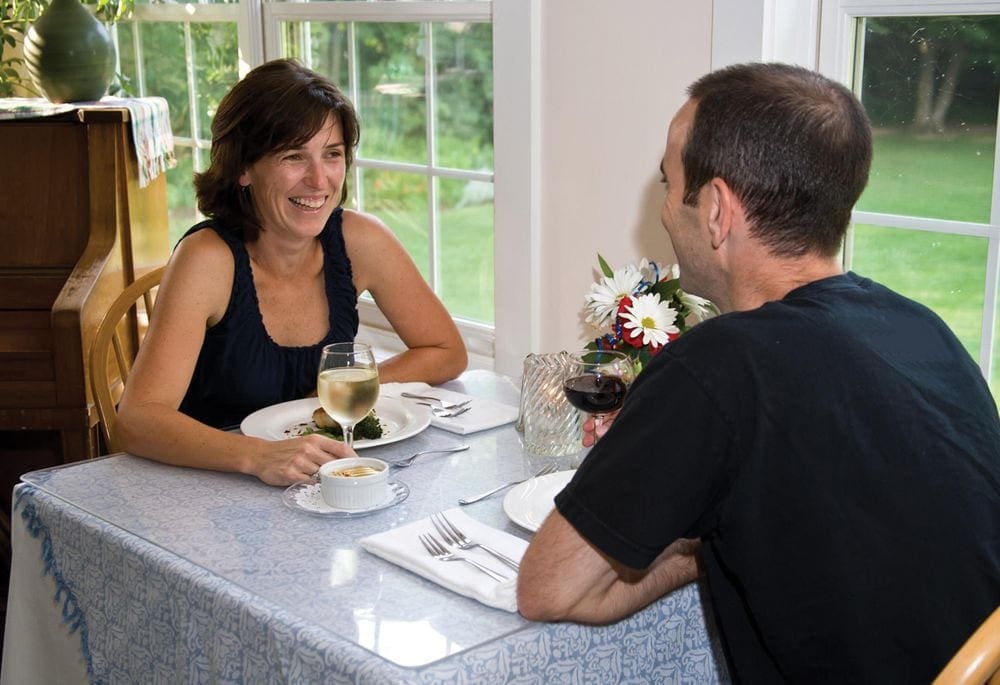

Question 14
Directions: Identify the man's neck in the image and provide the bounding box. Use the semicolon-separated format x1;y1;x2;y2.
724;255;843;314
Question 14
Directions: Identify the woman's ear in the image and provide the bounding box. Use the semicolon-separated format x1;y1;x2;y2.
239;170;251;188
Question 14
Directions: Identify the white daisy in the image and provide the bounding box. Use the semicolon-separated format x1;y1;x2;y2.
620;293;680;348
679;290;717;321
584;262;644;326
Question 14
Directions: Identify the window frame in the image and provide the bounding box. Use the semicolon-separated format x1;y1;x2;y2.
119;0;541;376
818;0;1000;381
714;0;1000;382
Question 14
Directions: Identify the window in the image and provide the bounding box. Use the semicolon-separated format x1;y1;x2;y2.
114;0;538;372
818;2;1000;396
268;5;494;326
116;1;240;240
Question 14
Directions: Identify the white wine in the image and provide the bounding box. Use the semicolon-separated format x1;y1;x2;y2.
317;367;380;426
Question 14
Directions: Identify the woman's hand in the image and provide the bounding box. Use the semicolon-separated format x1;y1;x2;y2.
248;434;357;486
582;410;620;447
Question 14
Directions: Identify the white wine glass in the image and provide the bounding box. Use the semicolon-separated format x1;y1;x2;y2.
317;342;379;449
562;350;635;425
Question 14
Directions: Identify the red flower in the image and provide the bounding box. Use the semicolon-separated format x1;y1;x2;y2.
615;296;647;349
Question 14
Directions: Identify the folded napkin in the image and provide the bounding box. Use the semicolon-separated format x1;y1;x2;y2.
382;382;518;435
359;508;528;612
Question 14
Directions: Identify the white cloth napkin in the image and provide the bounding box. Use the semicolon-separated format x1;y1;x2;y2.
381;382;518;435
359;508;527;612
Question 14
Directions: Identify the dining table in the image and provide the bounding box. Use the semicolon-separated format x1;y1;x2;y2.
1;369;728;684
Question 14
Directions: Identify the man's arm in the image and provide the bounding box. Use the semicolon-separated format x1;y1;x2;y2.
517;509;702;624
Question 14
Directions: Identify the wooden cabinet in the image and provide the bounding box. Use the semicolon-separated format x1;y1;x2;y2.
0;107;170;467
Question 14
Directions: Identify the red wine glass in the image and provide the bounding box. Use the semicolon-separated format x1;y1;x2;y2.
562;350;635;426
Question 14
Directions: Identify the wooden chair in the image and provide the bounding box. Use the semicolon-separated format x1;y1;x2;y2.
89;266;165;454
934;606;1000;685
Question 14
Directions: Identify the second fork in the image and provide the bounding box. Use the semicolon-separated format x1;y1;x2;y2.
418;533;507;582
431;512;520;571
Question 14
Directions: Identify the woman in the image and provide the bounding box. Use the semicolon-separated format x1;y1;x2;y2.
117;59;467;486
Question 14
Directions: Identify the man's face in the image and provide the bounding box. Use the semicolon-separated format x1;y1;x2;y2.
660;100;714;300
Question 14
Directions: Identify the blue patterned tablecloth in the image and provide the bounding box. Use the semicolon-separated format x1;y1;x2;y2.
1;371;729;684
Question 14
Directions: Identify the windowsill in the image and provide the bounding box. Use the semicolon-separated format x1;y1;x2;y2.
357;298;495;372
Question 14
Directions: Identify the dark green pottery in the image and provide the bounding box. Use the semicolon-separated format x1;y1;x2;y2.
23;0;115;103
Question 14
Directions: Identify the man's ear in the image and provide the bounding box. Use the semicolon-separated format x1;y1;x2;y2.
705;177;735;250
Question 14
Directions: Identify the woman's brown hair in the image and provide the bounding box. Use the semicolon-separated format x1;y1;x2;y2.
194;58;360;241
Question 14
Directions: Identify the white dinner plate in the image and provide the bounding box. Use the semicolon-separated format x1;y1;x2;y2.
240;395;432;449
502;469;576;532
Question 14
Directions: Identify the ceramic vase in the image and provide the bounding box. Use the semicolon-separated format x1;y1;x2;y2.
23;0;115;103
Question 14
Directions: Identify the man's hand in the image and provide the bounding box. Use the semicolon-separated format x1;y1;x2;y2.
582;410;620;447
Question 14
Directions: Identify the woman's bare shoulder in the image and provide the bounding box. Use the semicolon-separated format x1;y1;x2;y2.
161;225;236;319
340;208;393;242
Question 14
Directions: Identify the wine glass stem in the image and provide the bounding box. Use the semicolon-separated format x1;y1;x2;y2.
343;424;355;449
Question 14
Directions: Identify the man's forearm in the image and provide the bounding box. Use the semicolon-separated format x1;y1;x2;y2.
518;512;702;624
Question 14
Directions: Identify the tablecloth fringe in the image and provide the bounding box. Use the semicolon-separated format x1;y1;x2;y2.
15;487;97;682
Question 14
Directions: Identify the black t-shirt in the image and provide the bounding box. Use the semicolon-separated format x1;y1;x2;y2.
556;272;1000;683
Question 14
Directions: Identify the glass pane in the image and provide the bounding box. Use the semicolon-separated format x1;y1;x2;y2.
360;168;430;281
192;22;239;140
356;22;427;164
167;145;199;246
439;178;493;322
278;21;350;91
138;22;190;138
992;281;1000;395
434;21;493;171
115;23;137;95
851;224;986;361
855;15;1000;222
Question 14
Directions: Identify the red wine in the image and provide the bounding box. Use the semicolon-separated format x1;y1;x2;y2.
563;374;627;413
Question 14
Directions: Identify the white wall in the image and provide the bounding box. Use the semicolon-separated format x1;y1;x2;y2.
531;0;714;356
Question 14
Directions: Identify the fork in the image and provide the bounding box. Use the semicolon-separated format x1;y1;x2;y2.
390;444;469;468
458;464;559;505
401;392;472;410
417;403;472;419
418;533;508;582
431;512;520;571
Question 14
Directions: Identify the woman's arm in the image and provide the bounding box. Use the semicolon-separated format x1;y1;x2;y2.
116;230;353;485
343;209;467;384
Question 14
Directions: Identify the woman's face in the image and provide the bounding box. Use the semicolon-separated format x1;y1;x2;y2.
239;114;346;241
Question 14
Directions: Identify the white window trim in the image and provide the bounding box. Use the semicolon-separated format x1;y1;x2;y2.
255;0;540;376
126;0;540;376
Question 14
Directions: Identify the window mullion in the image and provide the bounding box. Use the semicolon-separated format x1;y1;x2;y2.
426;22;440;293
133;22;146;95
348;21;362;211
980;95;1000;379
183;21;201;171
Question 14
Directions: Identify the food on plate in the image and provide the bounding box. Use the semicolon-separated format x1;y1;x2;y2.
308;407;384;441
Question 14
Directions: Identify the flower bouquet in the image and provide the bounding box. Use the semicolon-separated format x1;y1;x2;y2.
583;254;717;374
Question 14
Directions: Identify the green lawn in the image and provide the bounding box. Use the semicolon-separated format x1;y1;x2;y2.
852;128;997;392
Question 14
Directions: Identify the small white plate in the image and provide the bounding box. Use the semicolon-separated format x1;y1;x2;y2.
282;480;410;517
240;396;432;449
502;470;575;532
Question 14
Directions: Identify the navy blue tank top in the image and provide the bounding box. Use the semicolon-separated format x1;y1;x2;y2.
178;208;359;428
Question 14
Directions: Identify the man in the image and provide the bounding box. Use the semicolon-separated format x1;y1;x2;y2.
517;63;1000;682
